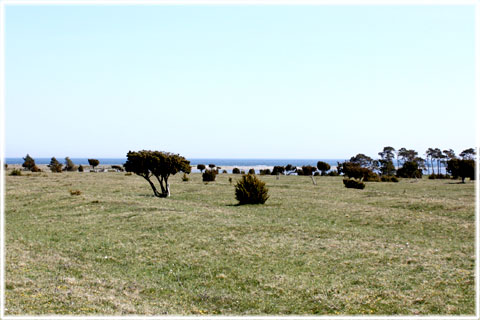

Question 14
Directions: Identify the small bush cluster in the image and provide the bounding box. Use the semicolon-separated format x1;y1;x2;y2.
31;165;41;172
202;169;217;182
343;178;365;189
234;174;269;205
10;169;22;176
49;157;63;173
327;171;339;176
69;189;82;196
259;169;271;175
428;174;450;180
381;175;399;182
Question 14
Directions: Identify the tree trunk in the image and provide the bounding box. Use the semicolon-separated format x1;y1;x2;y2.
155;175;170;197
143;176;161;197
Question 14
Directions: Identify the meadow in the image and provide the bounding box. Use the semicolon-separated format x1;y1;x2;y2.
4;170;476;315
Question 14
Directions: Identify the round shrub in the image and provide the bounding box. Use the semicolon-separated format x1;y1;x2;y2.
31;165;41;172
235;174;269;205
381;175;399;182
202;169;217;182
10;169;22;176
343;178;365;189
197;164;206;172
232;168;240;174
248;168;255;174
78;165;84;172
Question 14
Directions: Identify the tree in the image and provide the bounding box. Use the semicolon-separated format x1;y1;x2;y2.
425;148;436;175
49;157;63;173
88;159;100;171
396;161;422;178
378;147;396;162
22;154;36;171
124;150;190;197
447;159;475;183
285;164;296;175
338;161;375;180
271;166;285;175
197;164;206;173
378;147;397;176
349;153;373;169
459;148;476;160
317;161;331;176
64;157;77;172
300;165;316;176
208;164;216;169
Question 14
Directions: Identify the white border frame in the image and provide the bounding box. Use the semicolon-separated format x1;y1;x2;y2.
0;0;478;319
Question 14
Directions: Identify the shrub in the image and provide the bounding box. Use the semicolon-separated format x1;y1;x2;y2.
259;169;271;175
88;159;100;171
4;164;7;169
69;189;81;196
202;169;217;182
64;157;77;172
327;171;339;176
248;168;255;174
296;169;304;175
31;165;41;172
343;178;365;189
271;166;285;175
363;171;380;182
197;164;206;172
240;170;245;174
381;175;399;182
397;161;422;178
447;158;475;182
22;154;36;171
125;172;132;176
317;161;331;175
78;165;84;172
222;170;227;174
234;174;269;205
314;171;320;176
208;164;216;169
49;157;63;173
428;174;436;180
112;165;124;172
229;177;233;184
300;165;316;176
182;173;189;181
232;168;240;174
10;169;22;176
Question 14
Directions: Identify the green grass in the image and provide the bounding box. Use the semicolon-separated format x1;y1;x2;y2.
4;171;476;315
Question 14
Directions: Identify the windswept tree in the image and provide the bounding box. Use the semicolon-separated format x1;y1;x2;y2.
459;148;476;160
378;147;396;176
447;158;475;183
425;148;437;175
349;153;373;169
124;150;190;197
208;164;216;170
88;159;100;171
64;157;77;172
285;164;296;175
197;164;206;173
271;166;285;175
317;161;331;176
49;157;63;173
22;154;36;171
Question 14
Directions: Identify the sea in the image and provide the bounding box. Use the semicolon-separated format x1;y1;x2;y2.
5;157;446;173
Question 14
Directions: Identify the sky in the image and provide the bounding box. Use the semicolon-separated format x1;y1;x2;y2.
4;4;476;159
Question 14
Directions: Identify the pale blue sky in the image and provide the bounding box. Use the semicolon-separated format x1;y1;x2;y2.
4;5;476;159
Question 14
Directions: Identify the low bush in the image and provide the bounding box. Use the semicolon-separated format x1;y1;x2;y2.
259;169;271;175
381;175;399;182
78;165;84;172
49;157;63;173
363;171;380;182
10;169;22;176
125;172;132;176
222;170;227;174
182;173;189;181
112;165;124;172
202;169;217;182
240;170;246;174
271;166;285;175
69;189;82;196
327;171;339;176
232;168;240;174
343;178;365;189
31;165;41;172
248;168;255;174
235;174;269;205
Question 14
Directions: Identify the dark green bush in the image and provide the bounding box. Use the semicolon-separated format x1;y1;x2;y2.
88;159;100;170
232;168;240;174
327;171;339;176
78;165;84;172
235;174;269;205
222;170;227;174
182;173;189;181
397;161;422;178
300;165;316;176
363;171;380;182
271;166;285;175
10;169;22;176
317;161;331;175
49;157;63;173
248;168;255;175
343;178;365;189
197;164;206;172
240;170;246;174
202;169;217;182
31;165;41;172
64;157;77;172
381;175;399;182
112;165;124;172
22;154;36;171
259;169;271;175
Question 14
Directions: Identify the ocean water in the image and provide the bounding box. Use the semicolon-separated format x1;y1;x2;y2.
4;157;446;173
5;158;345;167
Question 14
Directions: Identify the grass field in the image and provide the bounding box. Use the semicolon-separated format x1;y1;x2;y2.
4;170;476;315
